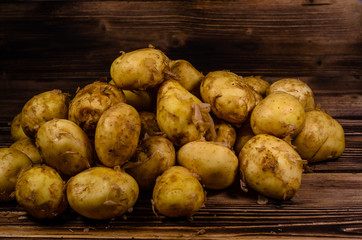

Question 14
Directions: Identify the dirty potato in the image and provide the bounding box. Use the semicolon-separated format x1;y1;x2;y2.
139;111;161;139
239;134;304;200
126;136;176;190
169;59;204;92
10;138;42;164
152;166;206;218
36;119;92;176
177;140;239;190
242;75;270;96
200;70;256;126
250;92;305;138
205;119;236;148
110;47;170;90
21;89;70;138
234;121;255;156
66;166;139;220
123;90;154;112
95;103;141;167
10;113;28;141
15;165;67;219
0;148;32;202
293;109;345;162
68;81;126;136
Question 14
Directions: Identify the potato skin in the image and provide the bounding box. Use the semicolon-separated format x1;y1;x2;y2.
68;81;126;136
36;119;93;176
0;148;32;202
250;91;305;138
21;89;70;138
95;103;141;167
15;165;67;219
243;75;270;96
152;166;206;218
123;90;154;112
10;113;28;141
200;70;256;125
293;110;345;162
66;166;139;220
177;140;239;190
205;119;236;148
10;138;42;165
169;59;204;91
110;47;170;90
139;111;161;139
239;134;304;200
234;121;255;156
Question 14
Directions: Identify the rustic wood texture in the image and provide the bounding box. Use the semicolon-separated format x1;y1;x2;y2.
0;0;361;239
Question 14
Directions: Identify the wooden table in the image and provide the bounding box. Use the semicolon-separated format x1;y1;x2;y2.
0;1;361;239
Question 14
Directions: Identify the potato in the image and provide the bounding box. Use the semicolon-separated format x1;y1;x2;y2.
15;165;67;219
169;59;204;91
66;166;139;220
0;148;32;202
156;79;214;146
152;166;206;218
126;136;176;190
205;119;236;148
10;138;42;164
267;78;315;110
36;118;92;176
242;75;270;96
177;140;239;190
139;111;161;139
293;109;345;162
110;47;170;90
200;70;256;126
68;81;126;136
10;113;28;141
123;90;154;112
95;103;141;167
239;134;304;200
234;121;255;156
250;91;305;138
21;89;70;138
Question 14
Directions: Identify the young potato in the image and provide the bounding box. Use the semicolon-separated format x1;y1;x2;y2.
68;81;126;136
239;134;304;200
250;92;306;138
139;111;161;139
234;121;255;156
36;119;93;176
200;70;256;126
110;47;170;90
152;166;206;218
126;136;176;190
156;79;213;146
95;103;141;167
242;75;270;96
10;138;42;164
169;59;204;92
205;119;236;148
0;148;32;202
21;89;70;138
15;165;67;219
267;78;315;110
66;166;139;220
10;113;28;141
177;140;239;190
123;90;154;112
293;109;345;162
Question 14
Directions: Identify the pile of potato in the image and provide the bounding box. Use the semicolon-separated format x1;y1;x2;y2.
0;46;345;220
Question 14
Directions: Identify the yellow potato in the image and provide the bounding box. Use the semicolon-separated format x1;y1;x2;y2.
239;134;304;200
177;140;239;190
205;119;236;148
200;70;256;126
123;90;154;112
110;47;170;90
234;121;255;156
250;92;305;138
95;103;141;167
10;113;28;141
139;111;161;139
169;59;204;91
10;138;42;164
152;166;206;218
66;166;139;220
242;75;270;96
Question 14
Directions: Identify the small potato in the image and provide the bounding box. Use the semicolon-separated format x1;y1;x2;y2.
200;70;256;126
0;148;32;202
68;81;126;136
250;92;305;138
126;136;176;190
205;119;236;149
267;78;315;110
243;75;270;96
177;140;239;190
110;47;170;90
21;89;70;138
95;103;141;167
234;122;255;156
10;113;28;141
152;166;206;218
123;90;154;112
139;111;161;139
239;134;304;200
10;138;42;164
66;166;139;220
293;109;345;162
156;79;214;146
15;165;67;219
36;119;93;176
169;59;204;91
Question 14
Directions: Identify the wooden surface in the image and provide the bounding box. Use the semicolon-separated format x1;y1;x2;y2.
0;0;361;239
